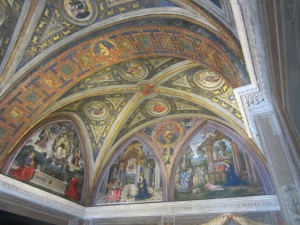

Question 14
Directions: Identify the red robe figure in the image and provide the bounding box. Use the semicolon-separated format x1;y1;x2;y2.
106;179;122;202
65;175;80;201
11;150;35;182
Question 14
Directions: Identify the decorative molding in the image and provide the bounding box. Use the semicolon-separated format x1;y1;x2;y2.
0;175;280;221
85;195;280;219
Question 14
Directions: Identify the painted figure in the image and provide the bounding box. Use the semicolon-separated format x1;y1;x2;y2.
69;0;90;19
163;147;174;165
106;178;122;202
34;128;51;148
180;168;193;192
88;103;105;117
55;143;68;159
163;130;174;165
135;175;152;200
74;149;81;167
94;40;119;63
65;174;80;200
153;103;167;113
224;161;247;186
123;62;142;77
53;133;71;164
11;149;35;182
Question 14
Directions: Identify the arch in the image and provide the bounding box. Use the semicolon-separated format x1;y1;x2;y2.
92;134;167;206
0;21;246;160
2;115;91;205
169;119;274;201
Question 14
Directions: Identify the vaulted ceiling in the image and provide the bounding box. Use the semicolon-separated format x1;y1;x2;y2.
0;0;262;207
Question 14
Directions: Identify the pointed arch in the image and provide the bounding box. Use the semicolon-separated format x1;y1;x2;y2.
2;114;92;206
169;119;274;201
91;134;167;206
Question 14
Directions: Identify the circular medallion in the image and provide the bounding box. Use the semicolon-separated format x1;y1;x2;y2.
153;121;184;148
146;99;171;117
83;101;109;121
92;39;119;63
58;0;98;26
193;70;225;90
118;60;148;81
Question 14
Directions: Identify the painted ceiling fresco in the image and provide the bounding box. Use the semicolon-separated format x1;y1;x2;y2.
0;0;272;207
19;0;178;67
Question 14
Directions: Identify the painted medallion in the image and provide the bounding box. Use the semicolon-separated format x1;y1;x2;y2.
153;121;184;165
92;39;119;63
59;0;98;26
193;70;225;90
118;60;148;81
83;101;109;121
146;99;171;117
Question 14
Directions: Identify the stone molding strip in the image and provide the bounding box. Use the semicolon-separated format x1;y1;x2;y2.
86;195;280;219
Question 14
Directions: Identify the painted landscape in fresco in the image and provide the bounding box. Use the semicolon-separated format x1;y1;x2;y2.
97;141;163;205
174;130;265;201
9;122;84;202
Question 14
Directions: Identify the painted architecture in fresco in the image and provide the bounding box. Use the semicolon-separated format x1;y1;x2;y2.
8;122;84;202
97;141;163;205
174;129;265;201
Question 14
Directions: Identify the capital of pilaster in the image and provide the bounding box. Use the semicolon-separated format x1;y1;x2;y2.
234;84;273;145
235;84;273;115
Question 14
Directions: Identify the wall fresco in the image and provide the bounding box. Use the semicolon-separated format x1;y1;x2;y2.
8;121;84;202
98;118;270;205
97;141;163;205
174;129;265;201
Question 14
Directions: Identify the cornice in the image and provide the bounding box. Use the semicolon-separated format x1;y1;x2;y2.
0;174;280;220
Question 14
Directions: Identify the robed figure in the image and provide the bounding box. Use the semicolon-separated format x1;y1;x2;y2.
135;176;152;200
65;175;80;200
224;162;248;186
106;178;122;202
180;168;193;192
11;150;35;182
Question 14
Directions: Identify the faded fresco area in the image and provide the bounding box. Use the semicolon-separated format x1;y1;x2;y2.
8;121;84;202
174;130;265;201
97;141;163;205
